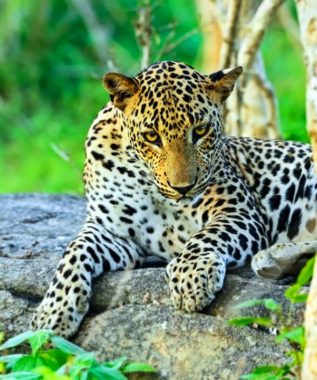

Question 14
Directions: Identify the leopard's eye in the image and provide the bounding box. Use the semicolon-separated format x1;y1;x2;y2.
143;131;162;146
192;124;210;143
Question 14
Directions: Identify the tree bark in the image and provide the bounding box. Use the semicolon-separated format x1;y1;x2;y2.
135;3;152;70
296;2;317;379
195;0;222;72
296;0;317;169
195;0;282;139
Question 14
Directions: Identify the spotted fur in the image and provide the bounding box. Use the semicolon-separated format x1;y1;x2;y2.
32;61;317;337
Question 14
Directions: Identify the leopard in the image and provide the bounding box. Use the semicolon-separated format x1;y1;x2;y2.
32;60;317;338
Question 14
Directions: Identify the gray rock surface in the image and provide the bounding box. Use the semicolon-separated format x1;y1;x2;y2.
0;194;305;379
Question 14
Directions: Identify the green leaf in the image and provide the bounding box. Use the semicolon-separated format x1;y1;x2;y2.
233;298;281;313
12;355;38;372
73;352;95;366
240;374;279;380
89;365;127;380
263;299;281;312
66;353;96;378
295;294;308;303
228;317;272;327
285;257;315;303
276;327;305;347
240;363;292;380
249;365;280;374
240;366;280;380
0;372;41;380
35;367;70;380
104;356;127;370
288;348;304;367
55;363;68;376
67;363;89;378
285;284;308;303
122;362;156;373
0;354;24;368
297;256;315;286
79;372;89;380
12;352;64;373
44;348;69;368
50;336;86;355
39;351;67;371
285;283;300;298
0;331;35;351
29;331;51;356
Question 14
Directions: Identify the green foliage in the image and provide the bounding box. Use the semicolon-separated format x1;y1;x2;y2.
0;0;307;192
232;298;282;313
240;365;292;380
285;256;315;303
229;256;315;380
0;330;155;380
228;316;272;328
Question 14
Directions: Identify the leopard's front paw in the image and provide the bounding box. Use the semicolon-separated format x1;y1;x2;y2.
166;254;226;312
31;283;90;338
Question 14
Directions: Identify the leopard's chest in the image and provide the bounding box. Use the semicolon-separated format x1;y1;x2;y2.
86;161;203;260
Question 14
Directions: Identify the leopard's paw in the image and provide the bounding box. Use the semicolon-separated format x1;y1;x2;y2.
166;254;226;312
31;283;90;338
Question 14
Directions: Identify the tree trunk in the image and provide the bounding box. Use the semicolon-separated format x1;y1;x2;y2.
296;0;317;168
296;2;317;379
195;0;282;139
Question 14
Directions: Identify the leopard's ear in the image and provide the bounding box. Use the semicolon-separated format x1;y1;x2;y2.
207;66;243;103
103;73;139;111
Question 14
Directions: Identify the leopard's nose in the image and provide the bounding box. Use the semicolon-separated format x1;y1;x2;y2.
168;181;196;196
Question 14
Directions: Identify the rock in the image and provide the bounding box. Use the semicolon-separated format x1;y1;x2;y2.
0;194;86;260
0;290;35;336
0;194;306;379
76;304;289;380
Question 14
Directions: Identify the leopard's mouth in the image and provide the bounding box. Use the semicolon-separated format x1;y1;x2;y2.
158;182;209;202
149;169;211;202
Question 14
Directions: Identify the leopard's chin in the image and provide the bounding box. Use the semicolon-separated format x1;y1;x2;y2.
152;177;209;202
159;187;207;203
162;190;202;204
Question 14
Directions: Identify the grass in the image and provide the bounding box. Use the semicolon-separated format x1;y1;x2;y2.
0;80;107;193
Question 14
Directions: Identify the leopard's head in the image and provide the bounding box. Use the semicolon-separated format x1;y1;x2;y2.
103;61;242;200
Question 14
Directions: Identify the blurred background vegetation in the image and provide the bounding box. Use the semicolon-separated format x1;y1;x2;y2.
0;0;307;194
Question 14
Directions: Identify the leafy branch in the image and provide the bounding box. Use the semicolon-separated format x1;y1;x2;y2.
229;257;315;380
0;330;156;380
